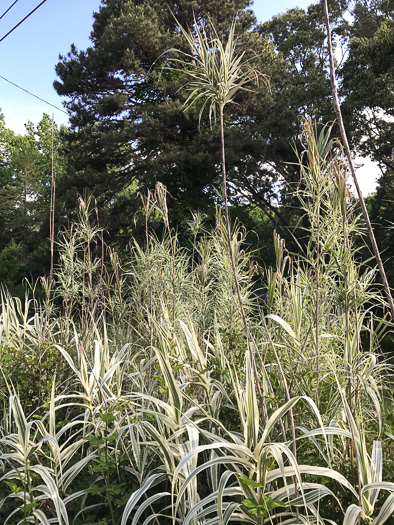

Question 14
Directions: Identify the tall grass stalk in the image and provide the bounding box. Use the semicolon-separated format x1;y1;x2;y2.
322;0;394;320
167;16;273;429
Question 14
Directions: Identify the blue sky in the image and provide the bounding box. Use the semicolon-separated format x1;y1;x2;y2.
0;0;100;131
0;0;378;194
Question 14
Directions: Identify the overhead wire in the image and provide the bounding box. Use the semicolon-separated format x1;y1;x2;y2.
0;0;68;118
0;74;68;115
0;0;20;21
0;0;48;43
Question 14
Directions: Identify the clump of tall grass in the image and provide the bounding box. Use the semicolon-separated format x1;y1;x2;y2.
0;17;393;523
265;122;391;426
0;121;393;524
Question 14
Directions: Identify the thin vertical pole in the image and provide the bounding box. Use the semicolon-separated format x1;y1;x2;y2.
49;115;56;282
322;0;394;319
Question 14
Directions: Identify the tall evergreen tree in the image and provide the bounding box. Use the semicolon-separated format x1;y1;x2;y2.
54;0;300;243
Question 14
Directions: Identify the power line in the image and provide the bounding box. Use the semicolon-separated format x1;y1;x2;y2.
0;74;68;115
0;0;20;21
0;0;68;119
0;0;48;44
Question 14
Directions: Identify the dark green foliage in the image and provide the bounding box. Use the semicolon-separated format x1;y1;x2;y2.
0;113;68;290
0;241;28;297
368;169;394;284
341;0;394;166
52;0;394;264
53;0;306;244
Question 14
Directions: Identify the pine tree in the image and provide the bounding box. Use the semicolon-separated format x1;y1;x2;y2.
54;0;295;241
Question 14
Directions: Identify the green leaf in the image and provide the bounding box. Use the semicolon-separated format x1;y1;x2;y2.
4;481;21;493
242;495;286;518
100;412;115;424
238;475;264;489
242;498;257;508
264;497;286;511
21;500;38;513
86;483;106;495
84;436;105;446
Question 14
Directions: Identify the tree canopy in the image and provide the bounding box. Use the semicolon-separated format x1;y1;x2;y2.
0;113;67;293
